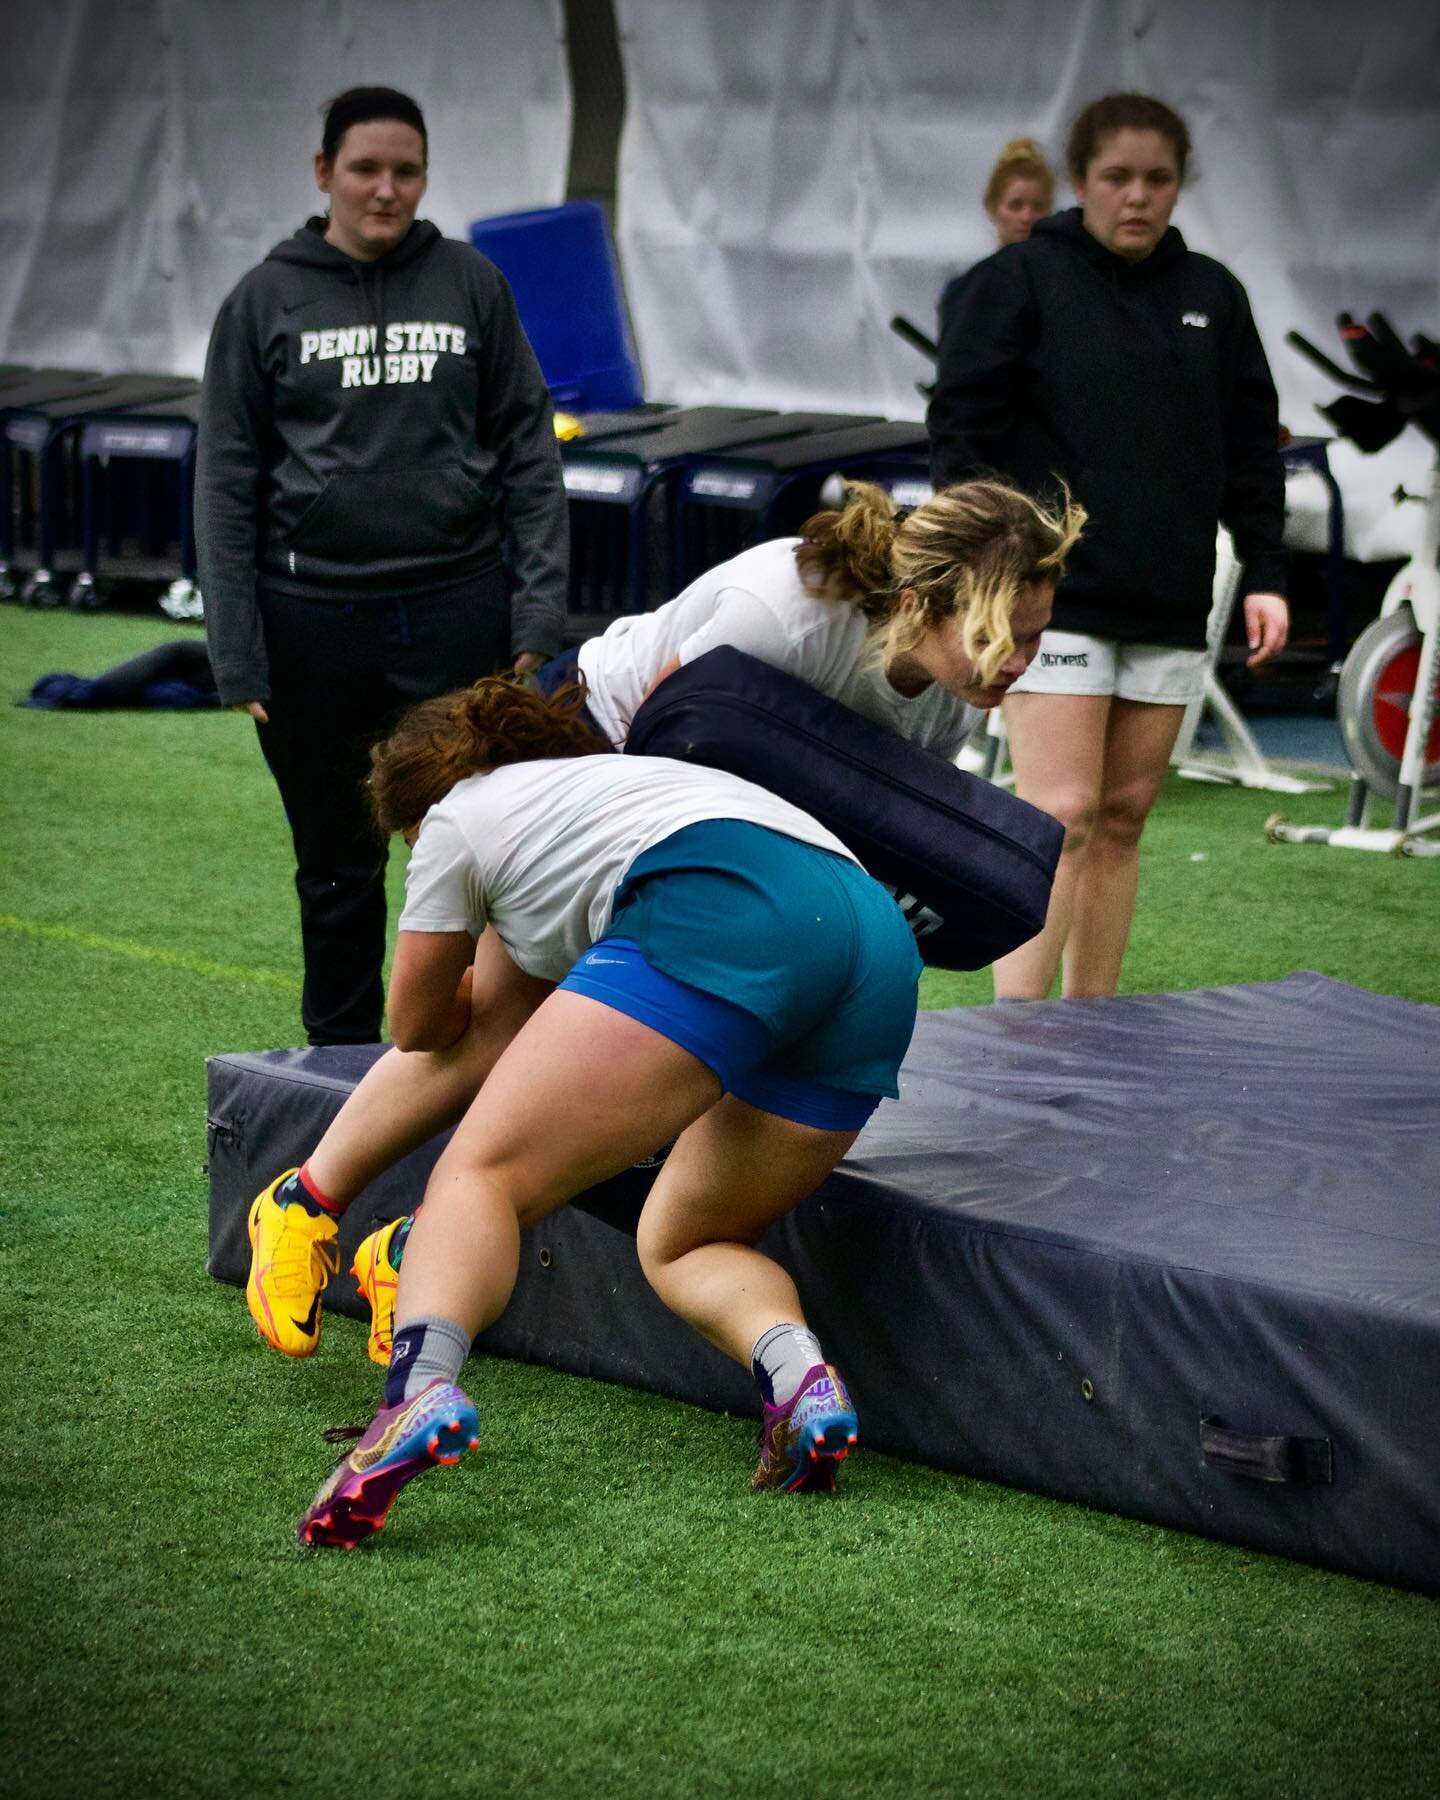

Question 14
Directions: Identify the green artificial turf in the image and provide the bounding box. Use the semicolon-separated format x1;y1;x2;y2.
3;609;1438;1799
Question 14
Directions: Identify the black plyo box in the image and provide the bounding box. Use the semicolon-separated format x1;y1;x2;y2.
207;973;1440;1593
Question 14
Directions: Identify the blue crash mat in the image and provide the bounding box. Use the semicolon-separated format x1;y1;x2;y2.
206;972;1440;1592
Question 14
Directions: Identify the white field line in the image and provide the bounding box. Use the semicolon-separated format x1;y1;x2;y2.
0;913;301;993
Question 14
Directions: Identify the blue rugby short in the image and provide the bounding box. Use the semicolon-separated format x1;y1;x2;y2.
556;821;922;1131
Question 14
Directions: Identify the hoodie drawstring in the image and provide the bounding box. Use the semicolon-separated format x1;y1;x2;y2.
356;263;387;368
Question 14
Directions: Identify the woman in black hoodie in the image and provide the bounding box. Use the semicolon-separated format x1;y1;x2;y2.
928;95;1289;1000
197;87;567;1046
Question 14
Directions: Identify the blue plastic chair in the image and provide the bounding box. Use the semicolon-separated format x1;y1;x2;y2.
469;200;644;413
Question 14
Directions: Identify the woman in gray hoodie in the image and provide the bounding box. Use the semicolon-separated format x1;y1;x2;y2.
196;86;568;1045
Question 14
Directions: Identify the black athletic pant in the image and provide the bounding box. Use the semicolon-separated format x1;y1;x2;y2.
256;567;511;1046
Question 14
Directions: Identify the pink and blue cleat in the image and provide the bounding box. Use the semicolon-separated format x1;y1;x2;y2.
298;1380;479;1549
751;1363;859;1493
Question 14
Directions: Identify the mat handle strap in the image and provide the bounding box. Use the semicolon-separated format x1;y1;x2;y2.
1199;1416;1334;1485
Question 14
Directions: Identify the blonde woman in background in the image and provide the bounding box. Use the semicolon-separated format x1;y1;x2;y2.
933;139;1054;333
983;137;1055;247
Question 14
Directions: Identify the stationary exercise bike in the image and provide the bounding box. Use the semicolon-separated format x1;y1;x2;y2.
1267;314;1440;855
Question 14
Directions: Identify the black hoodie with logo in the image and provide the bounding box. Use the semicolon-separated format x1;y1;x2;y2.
197;218;568;705
927;208;1286;648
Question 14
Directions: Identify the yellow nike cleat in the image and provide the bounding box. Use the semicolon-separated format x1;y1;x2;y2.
246;1169;340;1357
352;1214;412;1367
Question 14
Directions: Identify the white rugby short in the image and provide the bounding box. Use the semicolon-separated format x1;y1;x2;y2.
1008;630;1207;705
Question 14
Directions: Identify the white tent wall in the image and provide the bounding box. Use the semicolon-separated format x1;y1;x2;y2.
613;0;1440;547
612;0;1125;418
2;0;1437;552
0;0;570;377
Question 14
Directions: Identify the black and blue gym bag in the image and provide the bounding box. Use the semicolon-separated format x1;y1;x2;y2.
623;646;1062;970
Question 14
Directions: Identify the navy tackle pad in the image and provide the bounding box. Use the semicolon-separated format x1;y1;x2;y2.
623;646;1061;969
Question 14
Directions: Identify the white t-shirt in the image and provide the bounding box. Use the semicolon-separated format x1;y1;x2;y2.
575;537;982;757
397;754;859;982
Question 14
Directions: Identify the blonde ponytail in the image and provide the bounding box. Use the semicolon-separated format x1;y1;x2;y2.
794;479;902;609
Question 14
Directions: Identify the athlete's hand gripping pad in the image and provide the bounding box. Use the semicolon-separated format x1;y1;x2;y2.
624;647;1061;969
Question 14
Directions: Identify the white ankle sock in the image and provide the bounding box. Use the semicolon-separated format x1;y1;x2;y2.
751;1323;825;1406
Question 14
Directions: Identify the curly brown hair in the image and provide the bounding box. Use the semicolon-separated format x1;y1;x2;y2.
368;677;611;837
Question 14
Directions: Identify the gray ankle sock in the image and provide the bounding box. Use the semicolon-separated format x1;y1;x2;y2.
385;1315;472;1406
751;1323;826;1406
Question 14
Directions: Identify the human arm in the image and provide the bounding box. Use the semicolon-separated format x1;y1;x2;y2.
195;284;274;708
673;582;829;681
1218;283;1288;606
643;656;682;699
386;932;477;1052
926;255;1033;488
1242;591;1289;667
394;810;489;1050
630;586;813;714
473;270;568;663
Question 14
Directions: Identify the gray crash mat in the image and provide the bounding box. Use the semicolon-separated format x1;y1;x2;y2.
206;971;1440;1593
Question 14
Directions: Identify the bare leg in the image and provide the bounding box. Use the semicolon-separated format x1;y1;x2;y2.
305;928;552;1204
991;692;1110;1000
635;1097;857;1365
392;991;725;1337
391;991;859;1371
1062;699;1185;997
296;997;862;1546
